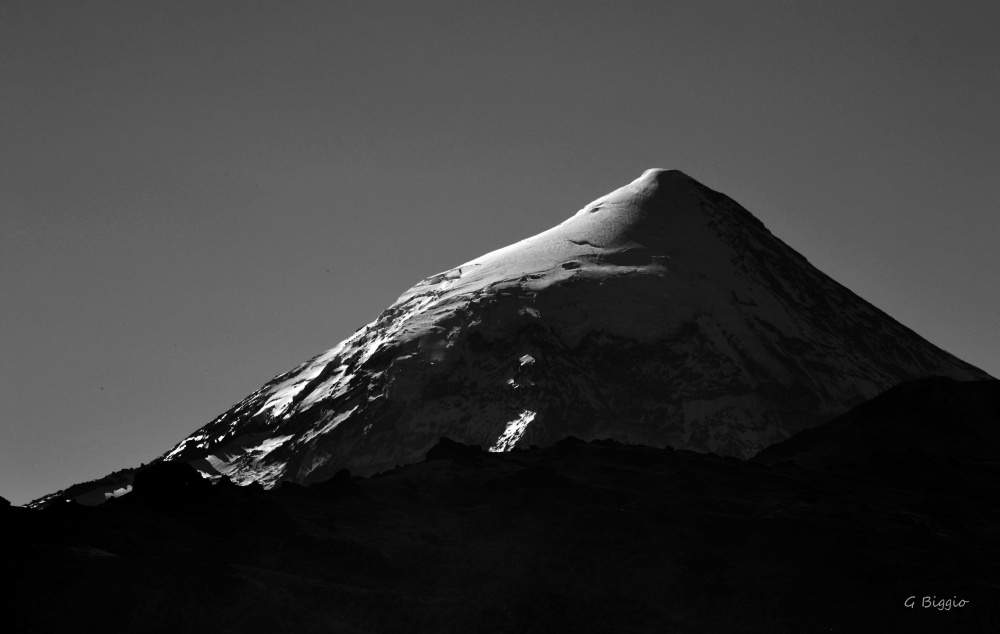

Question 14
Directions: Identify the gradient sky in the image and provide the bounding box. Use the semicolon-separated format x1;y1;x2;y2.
2;1;998;505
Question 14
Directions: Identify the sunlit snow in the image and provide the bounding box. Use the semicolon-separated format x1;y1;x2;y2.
103;485;132;500
489;410;536;452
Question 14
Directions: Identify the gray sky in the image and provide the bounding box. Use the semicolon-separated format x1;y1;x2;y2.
2;1;998;505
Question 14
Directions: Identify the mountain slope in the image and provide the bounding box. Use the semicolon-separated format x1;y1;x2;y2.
754;377;1000;468
156;168;988;489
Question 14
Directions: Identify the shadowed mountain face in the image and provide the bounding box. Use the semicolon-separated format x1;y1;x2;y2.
153;169;988;489
755;377;1000;468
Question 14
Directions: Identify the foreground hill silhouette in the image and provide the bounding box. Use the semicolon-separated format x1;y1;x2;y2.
8;378;1000;632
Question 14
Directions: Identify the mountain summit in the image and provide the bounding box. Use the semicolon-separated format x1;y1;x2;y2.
162;169;989;487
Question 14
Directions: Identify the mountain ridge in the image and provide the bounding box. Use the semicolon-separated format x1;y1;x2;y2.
12;424;1000;632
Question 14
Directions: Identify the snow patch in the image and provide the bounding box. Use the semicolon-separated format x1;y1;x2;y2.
300;405;359;444
103;485;132;500
204;454;238;476
250;434;293;462
489;410;536;452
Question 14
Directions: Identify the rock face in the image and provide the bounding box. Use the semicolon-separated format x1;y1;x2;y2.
163;169;990;487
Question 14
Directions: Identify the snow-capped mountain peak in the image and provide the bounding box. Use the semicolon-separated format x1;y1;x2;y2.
159;168;989;488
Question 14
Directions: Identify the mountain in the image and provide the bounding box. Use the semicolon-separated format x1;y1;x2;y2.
17;167;998;630
755;376;1000;469
152;168;988;490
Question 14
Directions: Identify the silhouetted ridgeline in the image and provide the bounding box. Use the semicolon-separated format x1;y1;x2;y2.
8;380;1000;632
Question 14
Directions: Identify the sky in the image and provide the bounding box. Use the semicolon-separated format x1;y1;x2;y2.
2;0;998;506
